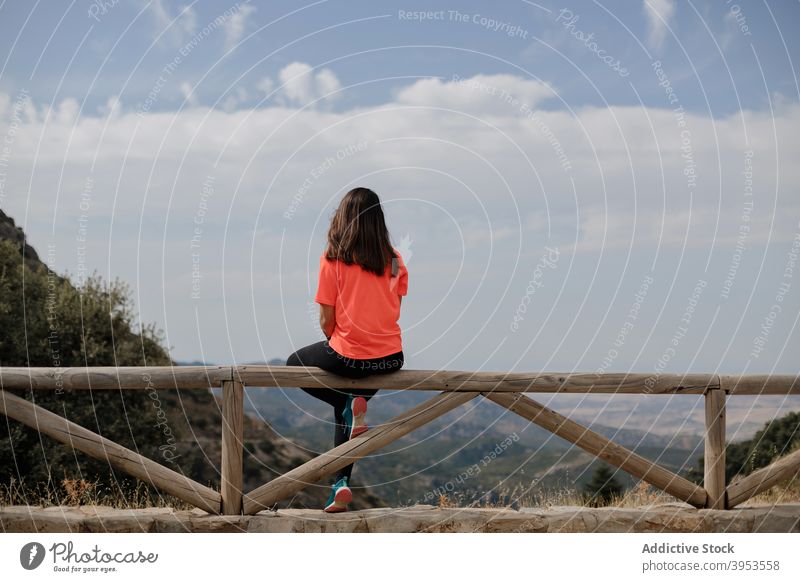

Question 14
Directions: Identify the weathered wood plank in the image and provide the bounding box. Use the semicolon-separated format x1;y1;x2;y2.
242;391;477;514
485;392;708;508
721;374;800;395
220;380;244;515
0;366;232;390
704;388;727;509
0;389;221;514
2;366;798;395
235;366;721;394
727;448;800;508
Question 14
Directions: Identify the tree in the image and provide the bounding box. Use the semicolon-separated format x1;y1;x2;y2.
582;463;624;507
686;411;800;484
0;238;174;499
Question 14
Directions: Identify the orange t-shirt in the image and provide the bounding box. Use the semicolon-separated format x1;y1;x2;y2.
314;247;408;359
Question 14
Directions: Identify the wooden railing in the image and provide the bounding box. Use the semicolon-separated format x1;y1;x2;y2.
1;367;798;514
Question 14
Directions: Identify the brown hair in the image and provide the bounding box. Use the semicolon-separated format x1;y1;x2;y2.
325;187;396;276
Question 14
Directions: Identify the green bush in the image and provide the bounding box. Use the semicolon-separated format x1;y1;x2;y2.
686;411;800;484
0;239;173;499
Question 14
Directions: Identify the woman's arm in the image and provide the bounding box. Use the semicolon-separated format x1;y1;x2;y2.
319;303;336;339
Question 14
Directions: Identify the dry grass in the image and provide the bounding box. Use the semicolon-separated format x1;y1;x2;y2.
0;473;196;510
433;476;800;510
3;470;798;512
736;476;800;507
611;480;680;508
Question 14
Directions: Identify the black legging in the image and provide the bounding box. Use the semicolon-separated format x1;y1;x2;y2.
285;340;404;482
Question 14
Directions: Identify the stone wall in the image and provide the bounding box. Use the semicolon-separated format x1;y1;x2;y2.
2;503;799;533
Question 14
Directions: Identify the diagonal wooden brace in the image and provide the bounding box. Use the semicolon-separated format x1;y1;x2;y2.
727;448;800;508
243;391;477;514
0;389;221;513
485;391;707;508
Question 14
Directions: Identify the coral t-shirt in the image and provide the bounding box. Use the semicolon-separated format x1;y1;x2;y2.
314;247;408;359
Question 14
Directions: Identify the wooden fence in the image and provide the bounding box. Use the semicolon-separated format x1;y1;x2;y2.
1;367;799;515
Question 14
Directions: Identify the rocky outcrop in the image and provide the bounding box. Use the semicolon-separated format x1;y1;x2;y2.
0;208;43;271
2;503;798;533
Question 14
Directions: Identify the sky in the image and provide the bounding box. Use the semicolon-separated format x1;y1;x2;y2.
0;0;798;378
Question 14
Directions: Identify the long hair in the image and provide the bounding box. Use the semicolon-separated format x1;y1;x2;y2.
325;187;396;276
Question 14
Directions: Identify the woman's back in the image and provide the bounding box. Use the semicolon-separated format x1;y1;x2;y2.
315;246;408;359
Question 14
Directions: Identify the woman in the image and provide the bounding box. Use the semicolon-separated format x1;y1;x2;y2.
286;187;408;513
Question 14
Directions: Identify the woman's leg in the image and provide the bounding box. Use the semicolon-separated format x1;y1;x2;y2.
332;350;405;482
285;340;367;482
285;340;349;409
285;342;405;484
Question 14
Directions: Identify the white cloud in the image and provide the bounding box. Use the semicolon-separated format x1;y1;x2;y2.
178;4;197;35
97;95;121;118
277;62;341;106
21;97;37;123
396;74;553;115
643;0;676;51
315;68;341;98
279;62;314;104
150;0;171;30
223;3;256;50
0;92;10;119
1;78;797;367
180;82;198;107
149;0;197;45
256;77;275;97
221;86;249;112
56;97;80;125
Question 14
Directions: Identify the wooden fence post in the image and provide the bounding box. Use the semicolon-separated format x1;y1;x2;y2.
704;386;727;509
221;379;244;515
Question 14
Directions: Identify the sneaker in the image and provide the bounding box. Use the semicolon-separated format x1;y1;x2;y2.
323;477;352;513
342;395;368;440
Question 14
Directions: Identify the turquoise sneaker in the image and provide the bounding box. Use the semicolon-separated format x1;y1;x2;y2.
342;395;368;440
324;477;352;513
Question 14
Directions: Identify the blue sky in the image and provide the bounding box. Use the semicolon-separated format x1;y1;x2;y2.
1;0;798;383
2;1;797;114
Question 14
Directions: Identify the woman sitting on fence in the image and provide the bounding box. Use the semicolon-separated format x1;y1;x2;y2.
285;187;408;513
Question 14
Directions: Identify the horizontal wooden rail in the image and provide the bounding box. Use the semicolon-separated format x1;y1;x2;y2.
2;366;798;395
0;366;232;390
236;367;724;394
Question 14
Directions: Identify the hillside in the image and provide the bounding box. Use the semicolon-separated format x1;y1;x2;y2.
0;209;382;510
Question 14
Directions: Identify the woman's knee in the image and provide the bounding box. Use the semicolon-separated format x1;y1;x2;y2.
286;352;301;366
